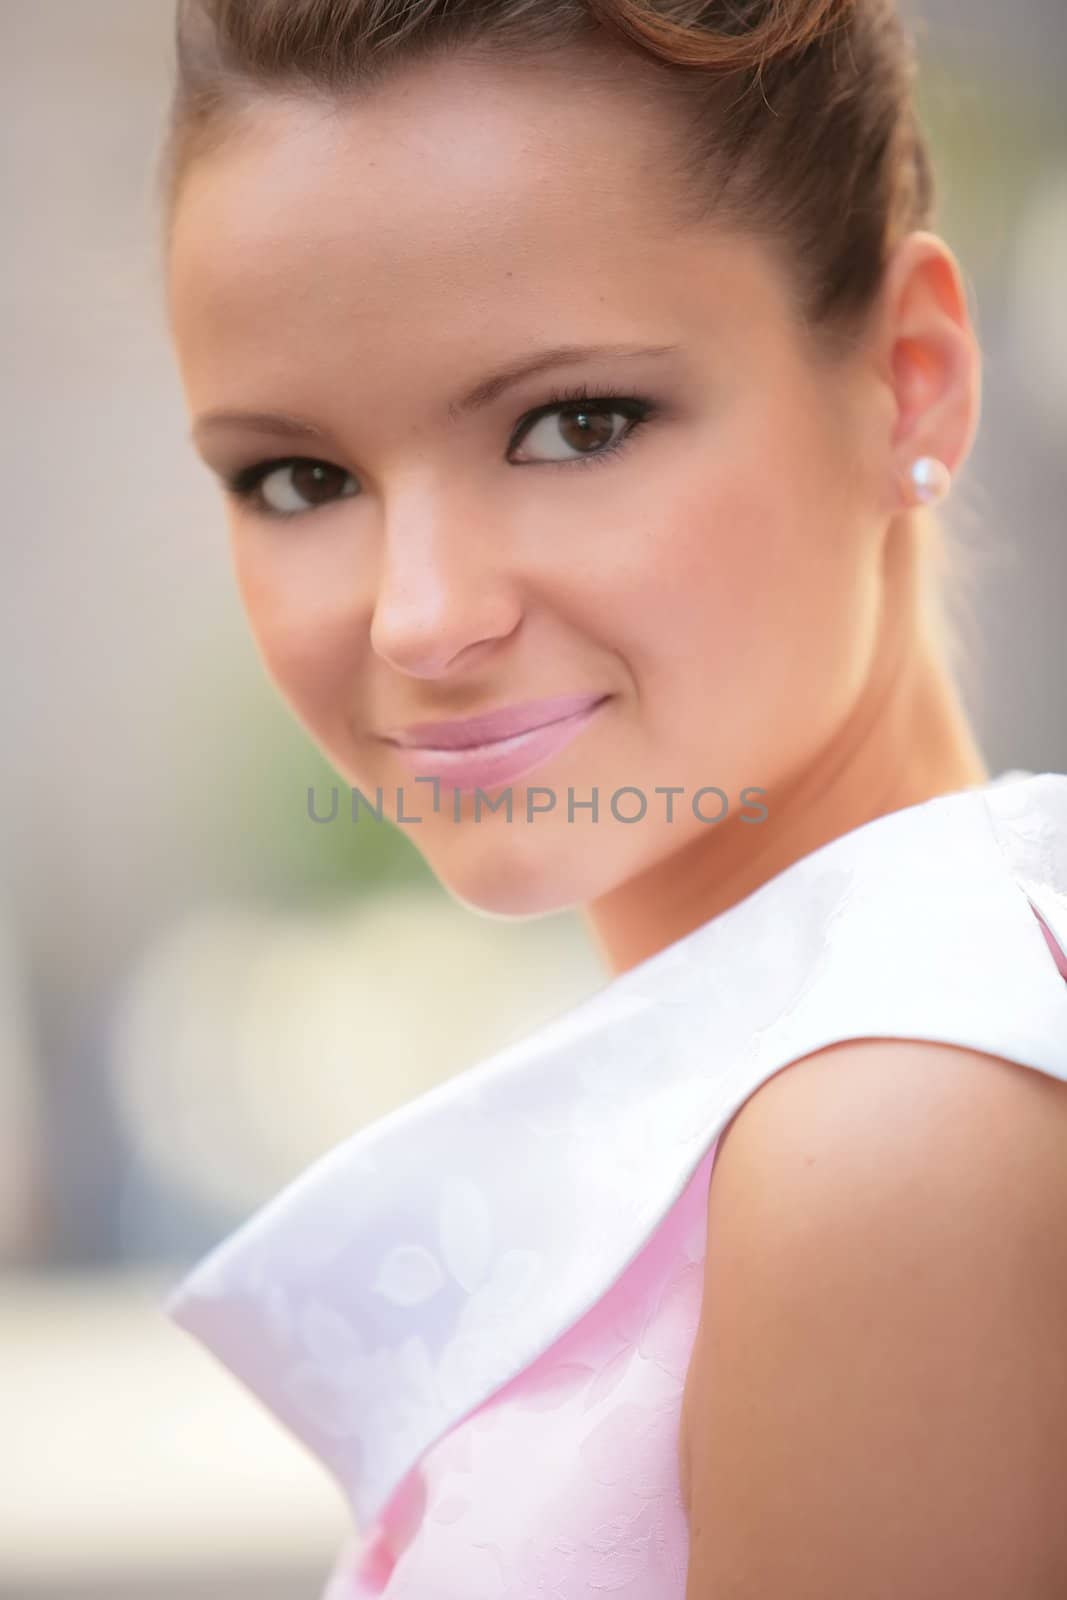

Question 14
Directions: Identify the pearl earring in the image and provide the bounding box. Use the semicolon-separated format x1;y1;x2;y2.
908;455;952;507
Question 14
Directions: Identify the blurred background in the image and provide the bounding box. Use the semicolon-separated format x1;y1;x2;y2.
1;0;1064;1595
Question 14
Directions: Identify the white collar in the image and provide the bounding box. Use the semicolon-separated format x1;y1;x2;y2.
164;772;1067;1532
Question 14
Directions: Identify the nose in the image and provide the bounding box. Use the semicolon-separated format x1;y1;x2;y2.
368;500;522;678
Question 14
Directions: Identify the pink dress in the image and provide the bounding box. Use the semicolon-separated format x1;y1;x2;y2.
164;771;1067;1597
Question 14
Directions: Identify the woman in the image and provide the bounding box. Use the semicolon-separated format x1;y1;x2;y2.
159;0;1067;1593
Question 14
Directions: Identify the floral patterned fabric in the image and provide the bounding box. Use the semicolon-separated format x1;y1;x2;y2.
164;771;1067;1597
325;1138;717;1597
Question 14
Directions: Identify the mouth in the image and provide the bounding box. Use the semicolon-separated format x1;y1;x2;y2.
387;695;611;794
385;692;611;752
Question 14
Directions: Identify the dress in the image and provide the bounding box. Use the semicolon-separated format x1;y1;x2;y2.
163;770;1067;1597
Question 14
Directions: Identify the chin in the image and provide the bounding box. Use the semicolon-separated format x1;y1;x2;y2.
421;829;603;921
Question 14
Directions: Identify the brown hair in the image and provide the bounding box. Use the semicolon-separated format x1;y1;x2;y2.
159;0;979;687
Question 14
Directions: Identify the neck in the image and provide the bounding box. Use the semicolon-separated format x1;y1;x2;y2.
583;524;989;977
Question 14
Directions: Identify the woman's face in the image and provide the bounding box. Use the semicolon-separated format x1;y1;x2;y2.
167;49;898;918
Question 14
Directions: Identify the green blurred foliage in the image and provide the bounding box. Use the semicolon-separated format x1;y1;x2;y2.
177;640;437;905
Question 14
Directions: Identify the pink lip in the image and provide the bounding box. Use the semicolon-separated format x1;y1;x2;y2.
388;695;610;794
385;693;608;750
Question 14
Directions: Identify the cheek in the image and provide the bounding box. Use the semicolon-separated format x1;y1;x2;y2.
594;437;878;758
230;522;367;724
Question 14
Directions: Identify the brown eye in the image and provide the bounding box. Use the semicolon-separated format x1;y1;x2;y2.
258;460;358;514
511;405;627;463
556;406;619;454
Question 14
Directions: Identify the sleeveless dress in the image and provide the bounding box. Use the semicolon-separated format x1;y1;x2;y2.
163;769;1067;1598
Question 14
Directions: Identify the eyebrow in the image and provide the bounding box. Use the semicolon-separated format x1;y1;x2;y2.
191;341;681;445
445;341;681;419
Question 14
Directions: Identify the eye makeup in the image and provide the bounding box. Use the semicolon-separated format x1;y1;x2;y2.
220;381;662;520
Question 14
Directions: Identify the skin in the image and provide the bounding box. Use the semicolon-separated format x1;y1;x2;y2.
679;1036;1067;1595
166;48;988;979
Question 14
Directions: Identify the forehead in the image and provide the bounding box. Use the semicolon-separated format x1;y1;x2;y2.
167;50;796;412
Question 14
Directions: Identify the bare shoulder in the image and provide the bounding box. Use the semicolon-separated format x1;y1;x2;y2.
681;1038;1067;1599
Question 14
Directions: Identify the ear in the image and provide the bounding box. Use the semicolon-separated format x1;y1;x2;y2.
872;230;982;509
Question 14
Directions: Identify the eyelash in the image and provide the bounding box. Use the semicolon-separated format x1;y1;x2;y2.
222;382;659;521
